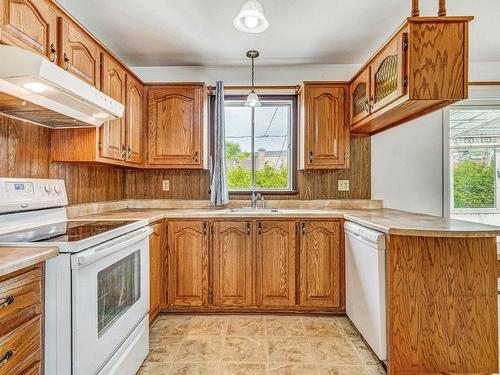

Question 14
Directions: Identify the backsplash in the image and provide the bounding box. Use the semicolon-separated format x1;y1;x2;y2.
0;115;370;204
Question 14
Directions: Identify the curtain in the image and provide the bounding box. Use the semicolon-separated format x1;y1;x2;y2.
210;81;229;206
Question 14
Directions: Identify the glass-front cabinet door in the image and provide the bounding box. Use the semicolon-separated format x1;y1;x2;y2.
350;67;371;125
370;32;408;114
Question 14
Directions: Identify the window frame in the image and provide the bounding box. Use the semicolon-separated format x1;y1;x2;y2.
209;94;298;195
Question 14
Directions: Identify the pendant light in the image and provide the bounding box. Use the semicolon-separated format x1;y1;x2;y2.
233;0;269;34
245;50;261;108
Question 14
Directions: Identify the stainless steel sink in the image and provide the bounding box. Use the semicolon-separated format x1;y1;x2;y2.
229;207;279;213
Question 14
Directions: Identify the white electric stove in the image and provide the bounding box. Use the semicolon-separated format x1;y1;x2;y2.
0;178;152;375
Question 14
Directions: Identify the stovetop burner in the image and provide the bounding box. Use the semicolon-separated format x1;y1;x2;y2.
0;220;136;243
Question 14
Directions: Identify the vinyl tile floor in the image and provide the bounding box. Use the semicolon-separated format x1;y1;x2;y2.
137;314;386;375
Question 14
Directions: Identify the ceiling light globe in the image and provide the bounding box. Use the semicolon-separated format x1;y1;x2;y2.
245;91;261;107
233;0;269;33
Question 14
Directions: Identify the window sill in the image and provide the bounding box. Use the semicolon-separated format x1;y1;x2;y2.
229;190;299;196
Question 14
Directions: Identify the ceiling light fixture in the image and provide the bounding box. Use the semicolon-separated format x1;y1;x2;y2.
245;50;261;108
233;0;269;33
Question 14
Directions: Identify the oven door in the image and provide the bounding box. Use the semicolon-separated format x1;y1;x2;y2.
71;226;152;375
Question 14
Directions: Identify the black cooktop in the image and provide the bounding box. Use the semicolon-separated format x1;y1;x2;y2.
0;220;135;243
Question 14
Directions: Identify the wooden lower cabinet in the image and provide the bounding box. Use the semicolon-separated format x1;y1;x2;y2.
149;221;163;323
167;221;209;308
212;221;253;307
299;221;342;308
256;221;296;307
163;219;343;311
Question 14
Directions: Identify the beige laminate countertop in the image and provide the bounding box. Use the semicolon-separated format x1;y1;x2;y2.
0;247;59;277
74;207;500;238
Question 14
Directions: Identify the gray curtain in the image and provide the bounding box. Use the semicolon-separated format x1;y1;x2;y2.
210;81;229;206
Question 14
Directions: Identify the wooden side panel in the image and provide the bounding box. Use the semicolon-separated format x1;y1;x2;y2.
409;20;468;100
58;17;101;88
350;67;371;125
387;235;498;375
147;85;204;168
149;222;163;323
256;221;296;307
100;53;126;161
125;74;144;164
167;221;208;307
213;221;253;307
0;0;57;60
299;221;341;308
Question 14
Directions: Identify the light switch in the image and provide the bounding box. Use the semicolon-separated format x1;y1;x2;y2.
338;180;350;191
162;180;170;191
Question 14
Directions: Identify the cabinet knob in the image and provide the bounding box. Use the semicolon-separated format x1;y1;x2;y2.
246;223;251;235
302;222;306;235
309;151;313;163
50;43;57;63
63;53;71;71
258;222;262;235
0;295;15;309
194;151;199;162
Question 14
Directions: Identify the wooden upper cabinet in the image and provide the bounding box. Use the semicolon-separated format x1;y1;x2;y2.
0;0;57;62
212;221;253;307
299;83;349;170
147;84;208;169
370;31;407;114
256;221;296;308
100;53;127;161
149;222;163;323
167;221;209;308
58;17;101;89
125;74;144;164
350;67;371;125
299;221;341;308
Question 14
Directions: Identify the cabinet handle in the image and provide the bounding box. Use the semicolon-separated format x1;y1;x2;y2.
203;223;207;236
121;144;127;159
258;222;262;235
302;222;306;235
0;350;13;368
369;96;375;110
194;151;199;162
63;53;70;71
246;223;251;235
309;151;313;163
50;43;57;63
0;296;15;309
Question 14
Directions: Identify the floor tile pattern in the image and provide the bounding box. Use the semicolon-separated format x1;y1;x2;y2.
138;315;386;375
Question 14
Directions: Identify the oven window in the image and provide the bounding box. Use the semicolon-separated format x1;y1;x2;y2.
97;250;141;337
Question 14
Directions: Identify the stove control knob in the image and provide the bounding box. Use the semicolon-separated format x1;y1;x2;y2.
54;185;62;194
44;183;53;193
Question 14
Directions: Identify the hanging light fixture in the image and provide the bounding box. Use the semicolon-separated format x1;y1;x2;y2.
245;50;261;108
233;0;269;34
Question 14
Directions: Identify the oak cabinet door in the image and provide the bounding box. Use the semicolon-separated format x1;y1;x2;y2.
149;222;162;323
350;67;371;125
58;18;101;88
99;54;126;161
167;221;209;307
125;75;144;164
212;221;253;307
0;0;57;61
299;221;341;308
304;84;349;169
147;85;204;168
256;221;296;307
370;32;407;114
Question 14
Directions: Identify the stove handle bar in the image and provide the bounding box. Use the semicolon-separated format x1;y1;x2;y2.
72;226;153;269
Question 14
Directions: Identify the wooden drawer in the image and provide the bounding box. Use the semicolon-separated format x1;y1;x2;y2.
0;268;42;337
21;362;42;375
0;316;42;375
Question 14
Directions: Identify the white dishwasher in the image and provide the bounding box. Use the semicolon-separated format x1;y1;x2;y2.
345;221;387;362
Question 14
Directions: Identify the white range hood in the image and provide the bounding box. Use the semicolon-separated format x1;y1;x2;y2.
0;46;124;128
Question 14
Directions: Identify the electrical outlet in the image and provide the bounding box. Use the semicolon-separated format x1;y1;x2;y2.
338;180;350;191
162;180;170;191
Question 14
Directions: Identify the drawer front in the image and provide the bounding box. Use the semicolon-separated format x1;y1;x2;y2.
21;362;42;375
0;268;42;335
0;316;42;375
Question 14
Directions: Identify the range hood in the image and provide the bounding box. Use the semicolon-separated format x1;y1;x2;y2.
0;46;124;128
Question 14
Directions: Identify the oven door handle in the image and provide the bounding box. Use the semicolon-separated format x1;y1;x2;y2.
73;226;153;268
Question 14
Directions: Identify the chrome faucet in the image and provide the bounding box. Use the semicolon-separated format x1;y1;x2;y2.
252;192;264;209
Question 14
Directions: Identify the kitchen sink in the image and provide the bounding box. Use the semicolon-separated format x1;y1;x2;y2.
229;207;279;213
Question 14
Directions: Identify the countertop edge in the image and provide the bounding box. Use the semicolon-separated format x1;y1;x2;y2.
0;247;59;277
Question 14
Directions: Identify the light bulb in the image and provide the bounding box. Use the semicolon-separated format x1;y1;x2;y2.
244;16;259;29
245;91;261;107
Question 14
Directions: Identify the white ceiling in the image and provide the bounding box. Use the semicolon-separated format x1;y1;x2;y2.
56;0;500;67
